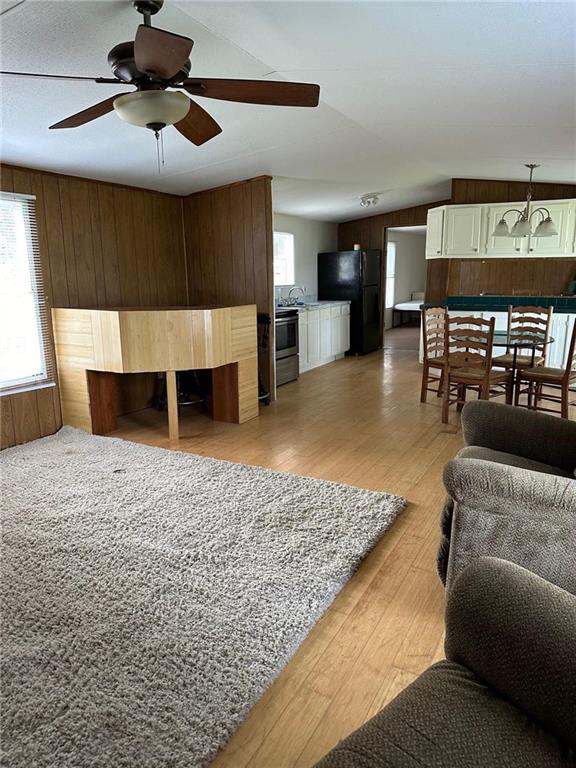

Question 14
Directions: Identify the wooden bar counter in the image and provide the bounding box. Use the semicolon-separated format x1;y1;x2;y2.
52;305;259;439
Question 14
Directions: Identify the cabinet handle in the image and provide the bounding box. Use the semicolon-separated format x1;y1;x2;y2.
515;247;520;252
529;247;534;252
472;247;478;252
436;250;441;254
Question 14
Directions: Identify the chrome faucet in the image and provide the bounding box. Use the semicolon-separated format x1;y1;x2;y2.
287;286;306;305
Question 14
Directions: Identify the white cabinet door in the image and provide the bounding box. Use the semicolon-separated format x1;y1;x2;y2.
444;206;483;256
528;201;576;256
484;203;526;256
320;307;332;359
307;309;321;367
547;313;575;369
331;308;342;355
298;313;309;372
426;207;444;257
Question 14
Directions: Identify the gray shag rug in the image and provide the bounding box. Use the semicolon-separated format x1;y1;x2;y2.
1;427;405;768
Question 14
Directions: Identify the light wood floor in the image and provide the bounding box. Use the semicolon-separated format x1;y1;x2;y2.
111;327;464;767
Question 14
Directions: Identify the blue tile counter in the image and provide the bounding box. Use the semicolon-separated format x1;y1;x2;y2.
446;295;576;313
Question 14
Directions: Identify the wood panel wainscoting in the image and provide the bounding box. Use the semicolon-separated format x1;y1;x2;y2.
0;165;275;449
182;176;275;398
52;305;259;440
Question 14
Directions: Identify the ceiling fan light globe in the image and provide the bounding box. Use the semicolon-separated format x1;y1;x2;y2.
492;219;510;237
533;217;558;237
113;91;190;128
510;218;532;237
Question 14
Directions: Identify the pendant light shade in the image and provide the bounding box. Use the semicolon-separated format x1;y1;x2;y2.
492;218;510;237
114;91;190;128
492;164;558;239
510;217;532;237
533;216;558;237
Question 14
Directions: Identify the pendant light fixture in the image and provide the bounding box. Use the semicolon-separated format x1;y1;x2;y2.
492;164;558;238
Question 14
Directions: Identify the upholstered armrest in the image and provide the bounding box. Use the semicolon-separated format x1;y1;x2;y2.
443;458;576;595
461;400;576;473
445;557;576;750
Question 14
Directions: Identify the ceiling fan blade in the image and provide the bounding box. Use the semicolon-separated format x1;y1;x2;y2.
0;70;122;84
173;97;222;146
49;95;121;129
134;25;193;80
181;78;320;107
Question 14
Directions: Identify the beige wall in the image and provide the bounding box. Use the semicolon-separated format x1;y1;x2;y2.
273;213;338;299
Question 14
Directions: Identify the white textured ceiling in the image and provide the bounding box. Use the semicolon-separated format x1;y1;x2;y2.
1;1;575;222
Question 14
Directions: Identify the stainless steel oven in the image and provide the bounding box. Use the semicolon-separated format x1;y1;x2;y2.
275;309;299;385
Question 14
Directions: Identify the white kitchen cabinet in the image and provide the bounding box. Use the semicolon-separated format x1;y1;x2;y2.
444;206;483;256
484;203;526;256
307;308;321;367
527;201;576;256
426;198;576;259
319;307;332;359
296;303;351;374
425;207;444;257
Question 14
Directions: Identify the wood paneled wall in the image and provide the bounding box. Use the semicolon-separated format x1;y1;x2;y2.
425;256;576;302
451;178;576;205
338;200;450;251
182;176;274;396
1;163;186;448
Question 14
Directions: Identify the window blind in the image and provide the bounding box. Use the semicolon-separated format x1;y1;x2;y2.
0;191;56;393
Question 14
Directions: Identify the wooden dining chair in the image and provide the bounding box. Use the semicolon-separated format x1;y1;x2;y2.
420;307;447;403
441;315;513;423
493;305;554;371
515;320;576;419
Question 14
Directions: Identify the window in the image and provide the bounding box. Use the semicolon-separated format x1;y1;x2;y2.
385;241;396;309
0;192;55;393
273;231;295;285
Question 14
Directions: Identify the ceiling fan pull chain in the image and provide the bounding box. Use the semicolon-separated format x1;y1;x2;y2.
160;128;165;168
154;129;161;174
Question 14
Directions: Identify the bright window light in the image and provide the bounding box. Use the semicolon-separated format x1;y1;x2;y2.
0;192;54;393
273;231;295;286
385;241;396;309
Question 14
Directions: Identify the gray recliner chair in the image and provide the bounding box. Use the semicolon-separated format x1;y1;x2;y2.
438;400;576;595
314;558;576;768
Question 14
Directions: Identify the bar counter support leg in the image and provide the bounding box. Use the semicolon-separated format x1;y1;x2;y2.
166;370;179;441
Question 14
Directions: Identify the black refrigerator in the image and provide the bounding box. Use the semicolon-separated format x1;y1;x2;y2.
317;249;381;355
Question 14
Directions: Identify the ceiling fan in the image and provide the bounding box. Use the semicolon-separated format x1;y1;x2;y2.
0;0;320;148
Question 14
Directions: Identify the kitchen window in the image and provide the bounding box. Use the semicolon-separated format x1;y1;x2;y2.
385;241;396;309
0;192;55;393
273;231;295;285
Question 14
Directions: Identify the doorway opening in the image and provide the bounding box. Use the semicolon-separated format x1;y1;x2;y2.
383;225;427;353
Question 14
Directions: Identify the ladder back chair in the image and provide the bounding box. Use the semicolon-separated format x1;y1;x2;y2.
420;307;447;403
442;315;513;424
515;320;576;419
493;305;554;371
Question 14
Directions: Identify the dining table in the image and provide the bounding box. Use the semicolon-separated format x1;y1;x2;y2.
491;331;555;398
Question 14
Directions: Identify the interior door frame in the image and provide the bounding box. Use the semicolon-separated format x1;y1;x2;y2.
380;226;389;346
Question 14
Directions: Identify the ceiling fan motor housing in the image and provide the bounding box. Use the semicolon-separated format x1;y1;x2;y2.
132;0;164;16
107;41;190;83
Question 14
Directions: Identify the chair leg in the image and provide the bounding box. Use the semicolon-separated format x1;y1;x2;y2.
441;375;451;424
437;367;445;398
514;376;521;406
505;376;513;405
561;384;569;419
480;383;490;400
420;361;429;404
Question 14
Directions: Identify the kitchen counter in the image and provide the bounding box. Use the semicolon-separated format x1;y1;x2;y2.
275;300;350;313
